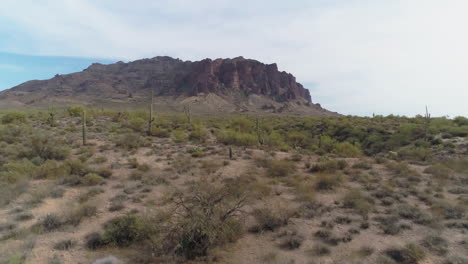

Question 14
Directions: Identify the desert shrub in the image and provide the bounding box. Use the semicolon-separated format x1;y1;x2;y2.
310;159;347;173
96;167;113;178
128;117;146;132
424;164;451;180
34;160;69;179
85;232;107;250
28;135;71;161
217;129;258;146
127;157;139;168
343;189;373;216
172;157;193;174
67;105;84;117
137;163;151;172
398;146;432;162
386;161;420;178
264;131;290;151
78;187;104;203
1;111;27;124
309;244;331;256
447;126;468;137
431;202;466;220
314;229;340;245
103;215;141;247
53;239;76;250
37;214;64;232
385;243;426;264
420;235;448;256
353;161;372;170
443;159;468;173
279;231;304;250
375;216;402;235
172;129;187;143
396;205;433;225
66;204;97;226
0;180;29;207
150;180;250;259
114;133;145;150
200;160;222;174
285;131;307;148
82;173;104;186
93;156;108;164
314;173;342;191
65;159;90;177
266;159;296;177
0;159;36;183
152;127;171;138
187;147;205;158
453;116;468;126
250;205;295;232
189;124;208;143
334;142;362;157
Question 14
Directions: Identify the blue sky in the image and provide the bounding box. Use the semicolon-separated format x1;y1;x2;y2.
0;0;467;117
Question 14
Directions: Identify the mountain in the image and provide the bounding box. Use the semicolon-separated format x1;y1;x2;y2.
0;56;337;115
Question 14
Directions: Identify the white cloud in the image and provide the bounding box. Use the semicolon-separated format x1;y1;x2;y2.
0;0;467;116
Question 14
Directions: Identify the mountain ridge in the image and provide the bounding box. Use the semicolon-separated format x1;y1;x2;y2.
0;56;337;115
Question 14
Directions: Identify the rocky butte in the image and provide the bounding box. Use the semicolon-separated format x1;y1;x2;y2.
0;56;337;115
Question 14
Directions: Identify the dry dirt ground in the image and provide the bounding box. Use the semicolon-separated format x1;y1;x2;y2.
0;132;467;264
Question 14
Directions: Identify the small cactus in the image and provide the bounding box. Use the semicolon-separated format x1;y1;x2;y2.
82;109;87;146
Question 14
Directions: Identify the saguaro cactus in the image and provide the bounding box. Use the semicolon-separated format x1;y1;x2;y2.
82;109;87;146
148;90;155;136
229;147;233;160
184;105;192;125
424;106;431;141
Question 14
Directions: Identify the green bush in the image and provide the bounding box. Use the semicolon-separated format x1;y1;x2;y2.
385;243;426;264
172;129;187;143
128;117;146;132
266;159;296;177
82;173;104;186
314;173;342;191
28;135;71;161
67;105;84;117
35;160;69;179
103;215;141;247
1;111;27;124
114;133;146;150
310;159;347;173
343;189;373;216
398;146;432;162
217;129;258;146
250;206;294;232
334;142;362;157
189;124;208;143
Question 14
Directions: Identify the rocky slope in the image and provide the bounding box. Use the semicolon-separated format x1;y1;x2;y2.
0;56;336;115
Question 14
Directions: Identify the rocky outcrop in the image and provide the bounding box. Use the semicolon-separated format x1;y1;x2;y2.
0;56;337;115
4;56;312;103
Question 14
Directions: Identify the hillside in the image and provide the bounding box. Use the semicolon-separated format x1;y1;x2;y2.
0;56;336;115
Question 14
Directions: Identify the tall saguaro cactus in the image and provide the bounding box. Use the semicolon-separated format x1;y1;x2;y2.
148;90;155;136
424;106;431;141
184;105;192;125
82;109;87;146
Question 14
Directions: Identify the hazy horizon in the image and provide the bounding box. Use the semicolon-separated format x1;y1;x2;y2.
1;0;467;117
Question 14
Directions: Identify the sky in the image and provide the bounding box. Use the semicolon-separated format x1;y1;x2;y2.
0;0;467;117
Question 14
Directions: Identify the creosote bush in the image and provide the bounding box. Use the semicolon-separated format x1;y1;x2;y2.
266;159;296;177
250;205;296;232
310;159;347;173
385;243;426;264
